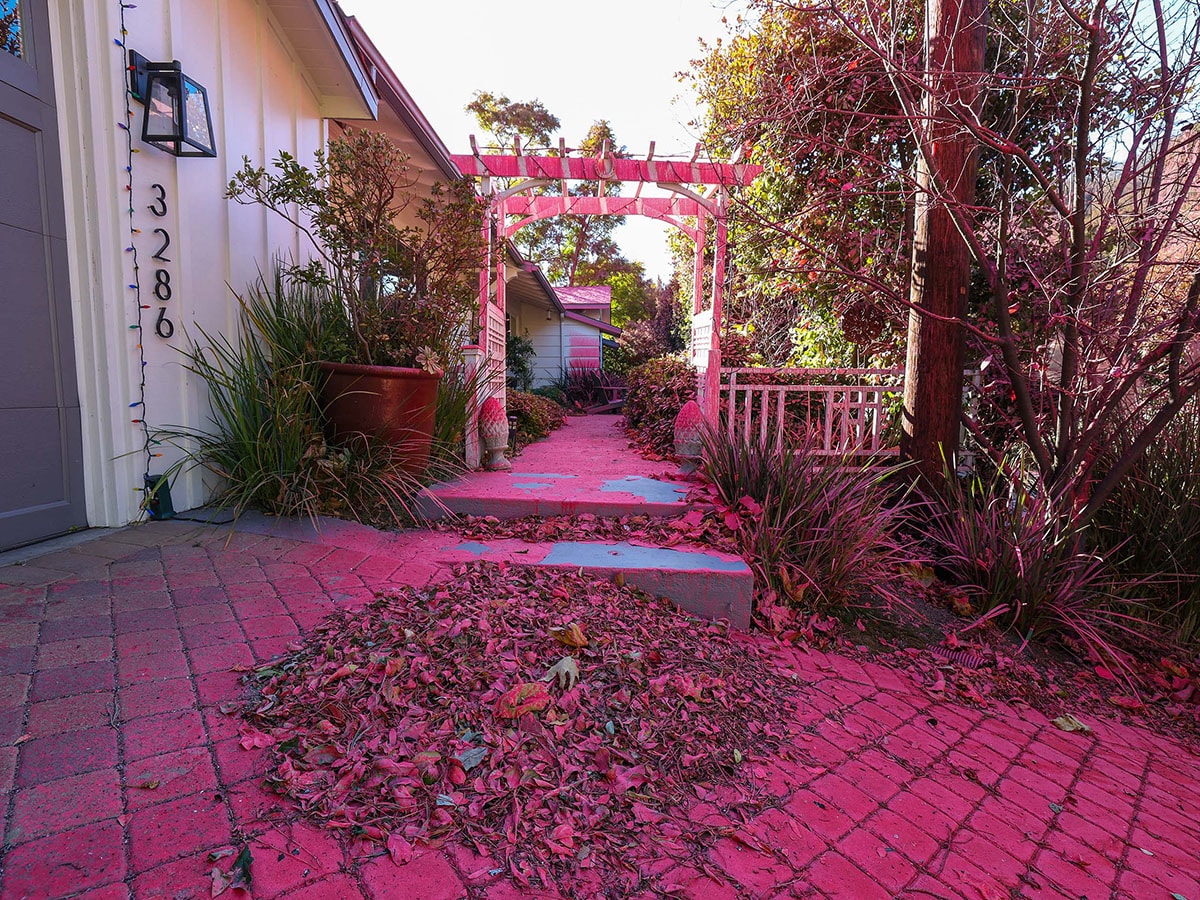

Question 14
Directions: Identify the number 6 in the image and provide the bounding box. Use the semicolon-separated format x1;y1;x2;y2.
154;307;174;339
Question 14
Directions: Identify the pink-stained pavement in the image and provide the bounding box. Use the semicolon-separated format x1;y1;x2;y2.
3;520;1200;899
1;418;1199;898
425;415;692;519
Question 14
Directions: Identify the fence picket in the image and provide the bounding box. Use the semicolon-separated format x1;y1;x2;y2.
718;368;904;458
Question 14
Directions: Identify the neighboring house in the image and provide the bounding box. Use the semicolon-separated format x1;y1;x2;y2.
0;0;537;551
507;282;623;387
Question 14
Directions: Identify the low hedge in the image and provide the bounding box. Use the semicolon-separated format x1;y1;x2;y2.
507;390;566;452
623;356;696;455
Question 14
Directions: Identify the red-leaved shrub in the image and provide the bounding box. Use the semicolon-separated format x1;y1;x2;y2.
623;356;696;454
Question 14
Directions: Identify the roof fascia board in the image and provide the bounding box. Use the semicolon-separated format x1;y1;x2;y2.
342;15;460;180
564;310;622;336
316;0;377;117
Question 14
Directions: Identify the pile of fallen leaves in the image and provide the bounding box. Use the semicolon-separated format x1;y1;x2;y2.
446;508;740;555
238;563;793;889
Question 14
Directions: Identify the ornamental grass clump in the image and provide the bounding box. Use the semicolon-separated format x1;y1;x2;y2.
925;464;1148;666
155;270;434;526
701;428;916;614
238;564;793;890
1093;398;1200;645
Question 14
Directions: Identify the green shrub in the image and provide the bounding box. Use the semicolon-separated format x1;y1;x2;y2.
507;390;566;452
1094;399;1200;644
702;429;915;614
925;464;1146;664
155;270;429;526
624;356;696;454
531;385;566;406
506;333;536;392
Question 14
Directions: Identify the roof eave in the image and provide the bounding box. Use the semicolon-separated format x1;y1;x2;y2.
263;0;378;119
564;310;622;336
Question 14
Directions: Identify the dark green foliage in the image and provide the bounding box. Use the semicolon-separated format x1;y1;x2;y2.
1095;400;1200;645
531;385;567;406
507;391;567;452
154;270;431;527
623;357;697;454
702;429;915;615
506;333;536;392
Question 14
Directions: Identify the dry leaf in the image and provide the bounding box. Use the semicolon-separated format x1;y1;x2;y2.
541;656;581;690
387;833;413;865
495;682;552;719
1051;714;1092;734
550;622;588;648
210;866;232;898
228;847;252;891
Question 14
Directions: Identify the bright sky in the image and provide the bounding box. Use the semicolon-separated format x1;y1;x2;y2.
337;0;743;283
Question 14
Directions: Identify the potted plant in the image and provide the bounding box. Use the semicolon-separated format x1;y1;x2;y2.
226;129;485;474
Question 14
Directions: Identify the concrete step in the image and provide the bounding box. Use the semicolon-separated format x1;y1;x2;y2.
226;514;753;631
421;471;691;521
443;537;753;630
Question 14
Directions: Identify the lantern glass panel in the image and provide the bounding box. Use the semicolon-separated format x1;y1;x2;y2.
145;72;180;141
182;76;215;155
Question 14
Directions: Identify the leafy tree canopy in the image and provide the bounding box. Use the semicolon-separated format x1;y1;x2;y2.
467;93;659;324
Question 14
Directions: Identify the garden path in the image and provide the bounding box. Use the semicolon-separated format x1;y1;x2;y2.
0;435;1198;898
425;414;692;519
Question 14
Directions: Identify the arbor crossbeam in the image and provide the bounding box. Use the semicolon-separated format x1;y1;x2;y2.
449;153;761;186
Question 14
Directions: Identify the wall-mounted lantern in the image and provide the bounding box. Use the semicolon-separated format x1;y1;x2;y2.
129;51;216;158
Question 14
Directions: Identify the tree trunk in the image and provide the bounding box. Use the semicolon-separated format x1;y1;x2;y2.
900;0;987;486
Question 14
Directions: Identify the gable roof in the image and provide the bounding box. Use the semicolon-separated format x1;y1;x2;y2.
556;285;612;309
565;310;622;337
264;0;377;118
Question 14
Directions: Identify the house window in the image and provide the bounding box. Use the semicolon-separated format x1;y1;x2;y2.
1;0;21;58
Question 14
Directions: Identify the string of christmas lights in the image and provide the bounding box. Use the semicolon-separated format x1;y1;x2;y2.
114;0;161;514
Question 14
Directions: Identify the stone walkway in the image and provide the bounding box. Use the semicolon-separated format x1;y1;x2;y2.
1;508;1199;897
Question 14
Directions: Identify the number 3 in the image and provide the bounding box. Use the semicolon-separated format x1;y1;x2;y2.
148;183;167;217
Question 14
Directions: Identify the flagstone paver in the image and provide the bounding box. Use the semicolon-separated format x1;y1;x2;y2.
0;517;1198;899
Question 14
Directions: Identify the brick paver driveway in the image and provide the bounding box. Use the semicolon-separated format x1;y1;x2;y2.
1;518;1198;899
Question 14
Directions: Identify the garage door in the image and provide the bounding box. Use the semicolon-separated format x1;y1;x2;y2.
0;0;86;550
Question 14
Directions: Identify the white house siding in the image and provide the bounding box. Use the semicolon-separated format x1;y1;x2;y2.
525;316;564;389
49;0;333;526
565;320;602;370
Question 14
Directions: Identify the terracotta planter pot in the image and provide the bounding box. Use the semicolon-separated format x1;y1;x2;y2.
318;362;441;475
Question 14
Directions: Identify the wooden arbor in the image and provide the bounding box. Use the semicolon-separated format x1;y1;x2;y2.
450;144;761;465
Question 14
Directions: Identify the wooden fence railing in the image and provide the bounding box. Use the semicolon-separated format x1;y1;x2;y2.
720;368;905;457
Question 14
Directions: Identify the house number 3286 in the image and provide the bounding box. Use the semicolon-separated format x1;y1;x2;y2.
148;183;174;339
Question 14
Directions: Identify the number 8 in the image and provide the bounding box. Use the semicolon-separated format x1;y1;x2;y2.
153;269;172;302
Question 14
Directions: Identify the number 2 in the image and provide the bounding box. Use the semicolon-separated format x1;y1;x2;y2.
151;228;171;262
